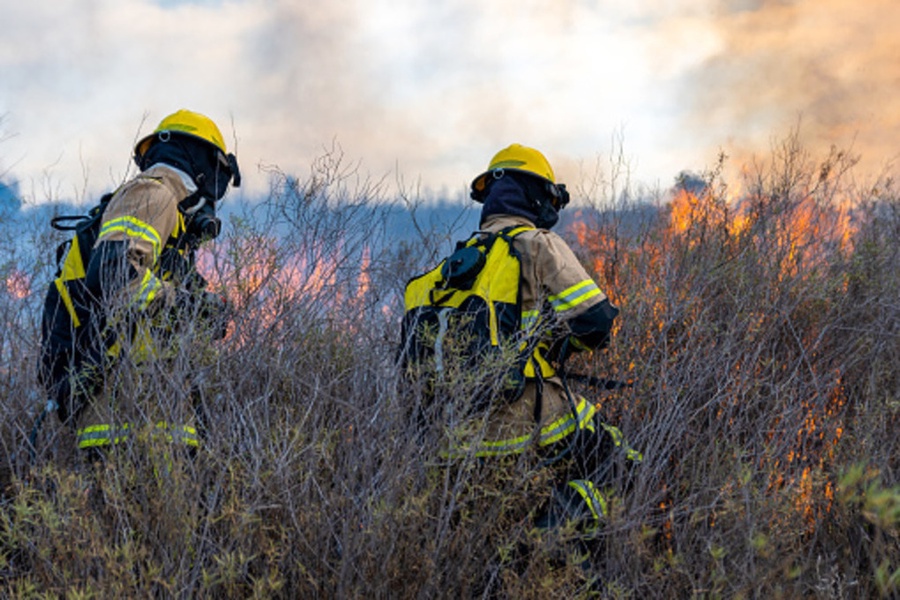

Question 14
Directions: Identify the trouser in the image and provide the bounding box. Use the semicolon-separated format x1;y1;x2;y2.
535;414;642;533
471;414;641;594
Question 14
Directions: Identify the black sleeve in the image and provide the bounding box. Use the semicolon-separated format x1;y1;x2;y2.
567;298;619;351
83;240;140;301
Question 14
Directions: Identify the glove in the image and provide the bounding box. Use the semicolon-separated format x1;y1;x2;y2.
183;270;209;294
198;290;227;314
173;288;231;340
197;291;231;340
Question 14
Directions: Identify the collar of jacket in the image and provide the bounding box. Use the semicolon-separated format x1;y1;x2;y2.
143;162;198;194
481;214;537;233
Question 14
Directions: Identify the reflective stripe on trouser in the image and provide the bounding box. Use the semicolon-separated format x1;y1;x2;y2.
567;479;607;531
599;422;643;463
447;395;597;459
77;421;200;449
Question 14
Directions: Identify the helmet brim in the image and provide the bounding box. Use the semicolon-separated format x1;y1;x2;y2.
134;133;156;161
470;168;556;203
134;129;226;161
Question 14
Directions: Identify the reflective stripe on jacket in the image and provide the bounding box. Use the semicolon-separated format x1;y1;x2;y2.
445;394;597;458
468;214;611;449
95;165;189;313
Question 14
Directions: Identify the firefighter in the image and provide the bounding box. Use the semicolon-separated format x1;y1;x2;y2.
405;143;640;537
39;109;240;454
469;143;637;529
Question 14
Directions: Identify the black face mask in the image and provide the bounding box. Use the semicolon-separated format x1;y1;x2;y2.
480;172;566;230
185;198;221;243
201;148;241;202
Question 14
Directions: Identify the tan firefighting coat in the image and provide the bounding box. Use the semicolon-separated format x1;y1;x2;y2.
451;214;611;457
75;165;200;450
95;164;191;312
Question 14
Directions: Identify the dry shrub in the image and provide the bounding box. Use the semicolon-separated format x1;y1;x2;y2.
0;136;897;598
569;133;900;597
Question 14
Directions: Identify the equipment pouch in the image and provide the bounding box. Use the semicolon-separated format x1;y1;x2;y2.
440;246;486;290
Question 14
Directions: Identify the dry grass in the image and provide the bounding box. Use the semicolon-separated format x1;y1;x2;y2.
1;134;898;598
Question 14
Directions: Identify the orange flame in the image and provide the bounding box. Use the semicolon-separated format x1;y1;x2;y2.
356;246;371;301
195;236;373;343
565;209;621;288
5;269;30;299
566;175;858;533
669;188;701;235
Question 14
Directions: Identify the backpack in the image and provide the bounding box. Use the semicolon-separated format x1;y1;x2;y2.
37;192;115;422
41;192;115;344
401;225;535;414
38;189;197;421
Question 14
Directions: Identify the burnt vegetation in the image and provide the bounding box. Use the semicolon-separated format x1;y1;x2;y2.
0;132;899;598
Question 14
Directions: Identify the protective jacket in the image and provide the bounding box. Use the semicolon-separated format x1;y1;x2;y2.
73;164;200;450
92;164;190;311
449;214;618;457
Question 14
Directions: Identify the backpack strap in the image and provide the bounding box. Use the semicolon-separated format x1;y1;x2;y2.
50;215;88;232
50;192;116;281
498;224;534;238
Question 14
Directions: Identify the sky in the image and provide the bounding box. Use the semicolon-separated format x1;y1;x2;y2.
0;0;898;205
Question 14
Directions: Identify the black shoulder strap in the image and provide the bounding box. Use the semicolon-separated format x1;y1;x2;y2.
50;192;115;232
50;214;87;232
497;224;533;240
50;191;116;274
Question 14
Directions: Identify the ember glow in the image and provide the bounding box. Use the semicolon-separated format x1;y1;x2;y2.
196;234;373;343
566;169;863;530
5;269;30;300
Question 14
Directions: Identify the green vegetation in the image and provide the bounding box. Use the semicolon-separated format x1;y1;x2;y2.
1;134;898;598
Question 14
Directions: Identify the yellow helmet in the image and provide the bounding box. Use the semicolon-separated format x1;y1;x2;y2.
470;143;556;201
134;109;228;160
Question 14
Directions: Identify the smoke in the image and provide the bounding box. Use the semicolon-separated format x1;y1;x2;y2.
0;0;897;204
0;180;21;216
681;0;900;176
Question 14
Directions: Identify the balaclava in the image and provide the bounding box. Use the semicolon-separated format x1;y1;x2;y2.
479;172;560;230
